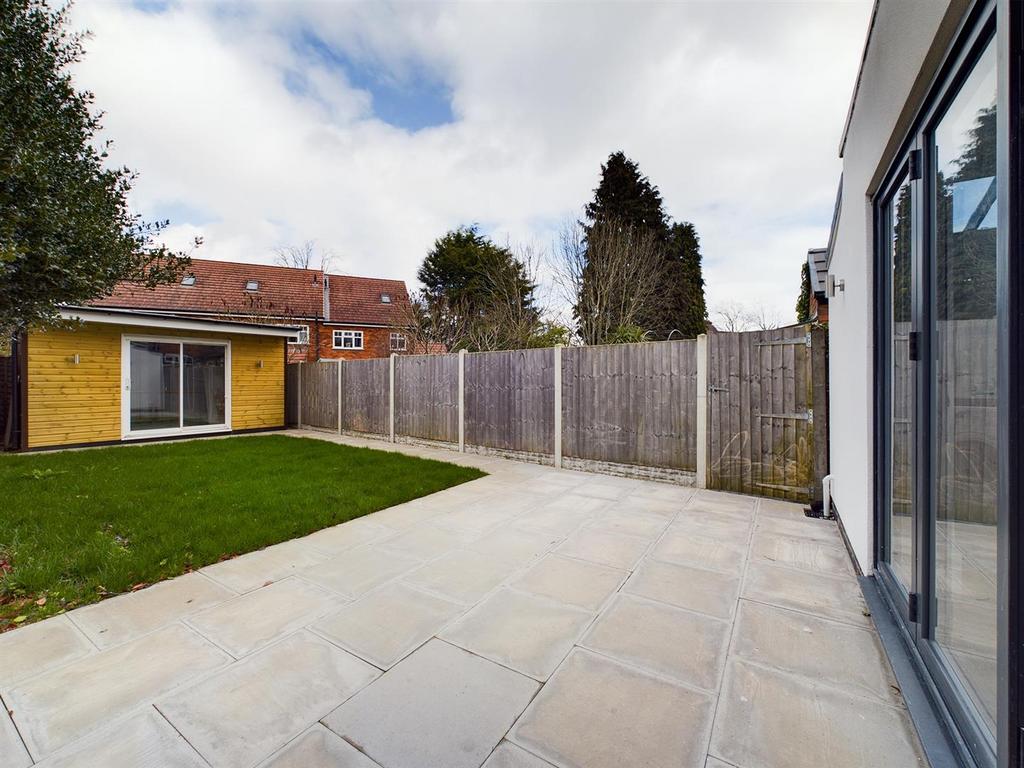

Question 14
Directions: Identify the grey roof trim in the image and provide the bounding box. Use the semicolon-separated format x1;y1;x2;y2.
838;0;882;158
60;306;303;337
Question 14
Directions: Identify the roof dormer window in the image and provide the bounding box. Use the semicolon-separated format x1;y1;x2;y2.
380;293;391;303
181;275;196;286
245;280;260;292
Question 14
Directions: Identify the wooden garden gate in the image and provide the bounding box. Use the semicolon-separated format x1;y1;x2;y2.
707;325;828;502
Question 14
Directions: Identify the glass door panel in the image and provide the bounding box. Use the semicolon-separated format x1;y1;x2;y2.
888;175;916;591
183;344;226;428
129;341;180;431
931;36;998;735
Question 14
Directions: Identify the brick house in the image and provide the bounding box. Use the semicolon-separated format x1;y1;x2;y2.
91;258;412;362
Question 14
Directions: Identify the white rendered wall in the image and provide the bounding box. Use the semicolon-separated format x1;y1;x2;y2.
828;0;956;571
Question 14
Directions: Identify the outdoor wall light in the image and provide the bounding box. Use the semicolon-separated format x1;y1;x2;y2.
826;274;845;297
256;359;264;369
67;353;80;365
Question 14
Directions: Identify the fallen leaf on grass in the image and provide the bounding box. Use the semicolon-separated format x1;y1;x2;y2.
130;583;148;592
12;616;26;624
34;597;46;606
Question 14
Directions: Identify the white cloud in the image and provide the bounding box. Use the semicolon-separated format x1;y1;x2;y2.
71;0;871;323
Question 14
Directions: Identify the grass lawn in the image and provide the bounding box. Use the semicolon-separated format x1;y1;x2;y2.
0;434;485;630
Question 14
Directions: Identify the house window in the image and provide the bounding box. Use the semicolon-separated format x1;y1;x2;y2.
380;293;391;303
333;330;363;349
181;275;196;286
245;280;259;291
289;325;310;345
390;333;407;351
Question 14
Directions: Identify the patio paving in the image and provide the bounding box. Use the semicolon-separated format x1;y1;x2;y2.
0;429;927;768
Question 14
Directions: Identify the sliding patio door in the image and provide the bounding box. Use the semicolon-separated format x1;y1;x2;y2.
123;337;230;438
876;16;1002;767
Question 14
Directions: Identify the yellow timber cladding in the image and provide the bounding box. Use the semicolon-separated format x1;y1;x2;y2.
26;322;285;449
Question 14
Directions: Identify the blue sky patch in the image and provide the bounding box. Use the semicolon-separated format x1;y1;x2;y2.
290;28;454;132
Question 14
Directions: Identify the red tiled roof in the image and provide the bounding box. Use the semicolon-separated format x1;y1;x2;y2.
326;274;409;326
91;259;324;318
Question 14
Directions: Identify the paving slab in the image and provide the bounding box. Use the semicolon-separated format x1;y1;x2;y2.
731;600;903;705
468;527;561;566
483;741;556;768
32;709;204;768
70;572;236;650
300;546;422;599
0;703;30;768
514;506;594;537
6;623;229;759
432;504;520;536
555;528;650;570
689;491;756;516
0;615;94;690
312;582;464;669
755;513;843;544
362;499;447;530
186;578;345;657
742;562;871;627
442;588;593;680
375;524;474;561
581;594;730;690
510;648;715;768
403;548;520;604
624;559;740;620
650;526;748;574
300;519;395;556
586;509;670;540
511;554;627;611
750;530;853;576
201;539;329;593
158;631;378;768
256;724;382;768
672;510;752;539
710;659;925;768
539;493;613;516
323;639;539;768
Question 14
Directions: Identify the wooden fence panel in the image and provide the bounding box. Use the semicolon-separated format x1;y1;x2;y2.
299;361;339;431
708;325;816;501
562;341;697;470
465;348;554;453
395;354;459;442
342;358;389;435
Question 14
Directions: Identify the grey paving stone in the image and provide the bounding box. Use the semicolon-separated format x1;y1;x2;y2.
0;615;94;690
672;510;752;539
32;709;204;768
376;524;475;561
312;582;464;668
256;724;381;768
300;519;395;556
468;527;561;566
511;554;627;611
650;525;748;574
688;491;756;516
540;493;613;516
0;704;30;768
514;506;594;537
403;548;519;604
431;504;519;535
624;559;740;620
158;631;378;768
731;600;902;705
555;528;650;570
509;648;715;768
750;530;853;576
186;578;346;657
442;588;594;680
363;498;448;530
201;539;329;593
755;513;843;544
710;659;925;768
586;509;671;540
300;546;421;599
6;624;229;759
742;562;871;627
483;741;555;768
581;594;730;690
703;758;734;768
323;639;538;768
70;572;236;649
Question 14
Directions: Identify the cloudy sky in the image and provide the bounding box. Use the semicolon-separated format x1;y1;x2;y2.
71;0;872;325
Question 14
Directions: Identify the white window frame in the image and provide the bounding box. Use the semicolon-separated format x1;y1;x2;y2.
120;334;232;440
333;330;364;350
288;325;310;345
389;332;407;351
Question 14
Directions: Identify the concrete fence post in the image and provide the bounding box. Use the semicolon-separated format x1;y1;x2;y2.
336;359;343;434
296;361;303;429
389;353;396;443
553;344;563;468
458;349;466;452
696;334;708;489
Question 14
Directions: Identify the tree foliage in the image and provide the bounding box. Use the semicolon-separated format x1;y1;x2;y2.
796;261;811;324
0;0;192;335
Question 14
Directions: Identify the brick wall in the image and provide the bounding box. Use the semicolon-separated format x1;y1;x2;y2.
313;325;409;360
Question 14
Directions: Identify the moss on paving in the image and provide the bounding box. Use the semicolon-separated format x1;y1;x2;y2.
0;434;484;630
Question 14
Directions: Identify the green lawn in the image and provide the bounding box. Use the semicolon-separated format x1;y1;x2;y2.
0;434;484;630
